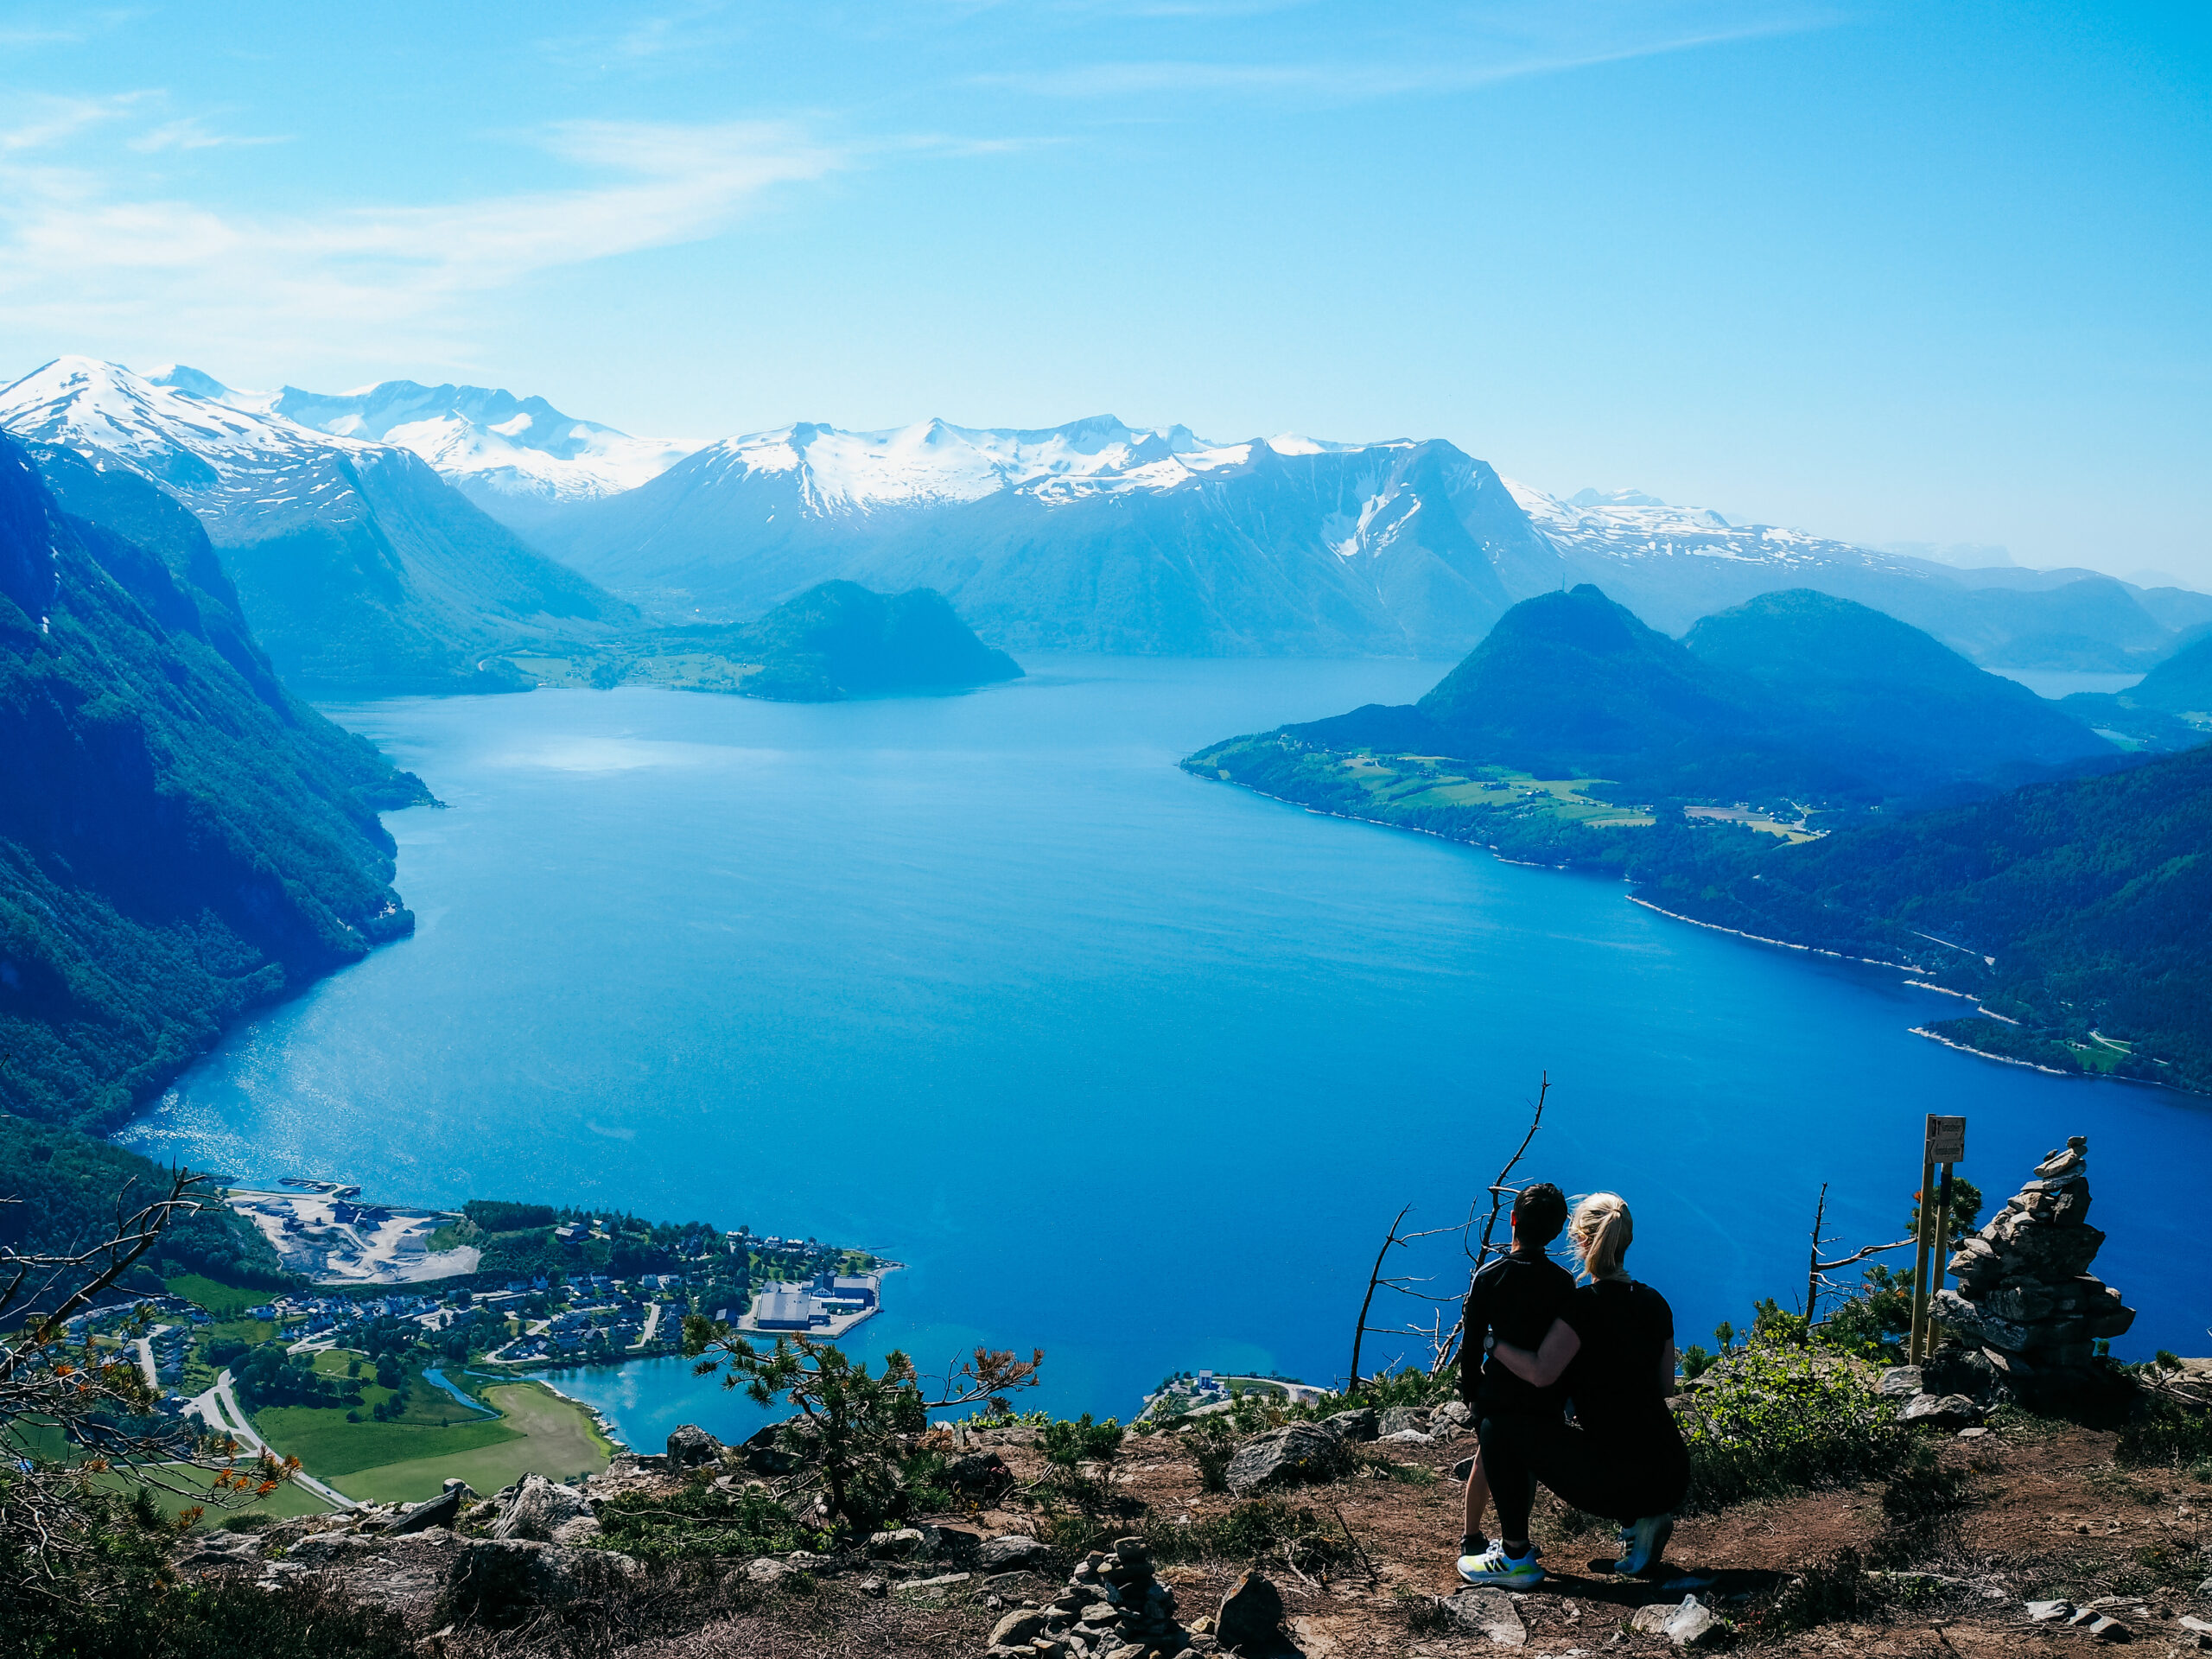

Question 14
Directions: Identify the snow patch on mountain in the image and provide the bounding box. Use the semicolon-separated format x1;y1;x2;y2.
1505;476;1917;574
136;367;700;509
681;415;1273;516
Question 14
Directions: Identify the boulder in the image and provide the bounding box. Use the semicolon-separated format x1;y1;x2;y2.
1224;1422;1349;1497
490;1474;592;1542
979;1534;1047;1570
1216;1571;1289;1656
385;1485;462;1536
549;1515;603;1547
867;1526;935;1560
1376;1406;1430;1438
443;1537;639;1623
1428;1400;1473;1438
1321;1407;1377;1442
1440;1586;1527;1645
741;1419;807;1476
1901;1393;1981;1430
666;1423;722;1468
1876;1366;1923;1400
1634;1595;1725;1647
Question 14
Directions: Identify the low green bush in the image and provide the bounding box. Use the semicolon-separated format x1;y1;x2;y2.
593;1481;819;1567
2117;1399;2212;1471
1143;1498;1355;1572
1679;1343;1904;1513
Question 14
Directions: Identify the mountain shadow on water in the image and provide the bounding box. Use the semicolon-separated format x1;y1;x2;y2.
0;434;430;1136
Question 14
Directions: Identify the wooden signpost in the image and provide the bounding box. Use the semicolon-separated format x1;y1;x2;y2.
1909;1114;1967;1365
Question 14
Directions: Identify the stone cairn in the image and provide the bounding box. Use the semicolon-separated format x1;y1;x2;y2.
987;1535;1201;1659
1934;1135;2135;1385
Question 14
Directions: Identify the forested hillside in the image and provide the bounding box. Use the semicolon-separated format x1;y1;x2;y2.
1637;741;2212;1091
0;435;431;1135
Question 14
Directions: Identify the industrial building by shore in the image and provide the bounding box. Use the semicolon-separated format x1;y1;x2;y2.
726;1265;896;1338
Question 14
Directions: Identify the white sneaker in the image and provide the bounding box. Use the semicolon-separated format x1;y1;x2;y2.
1457;1542;1545;1588
1611;1514;1674;1575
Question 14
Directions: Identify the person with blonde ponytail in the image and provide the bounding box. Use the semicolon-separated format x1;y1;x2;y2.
1454;1192;1690;1589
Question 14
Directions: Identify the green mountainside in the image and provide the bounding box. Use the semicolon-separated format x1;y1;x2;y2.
524;579;1023;700
2060;632;2212;748
1634;742;2212;1091
1270;585;2116;808
0;435;429;1136
1188;584;2210;1090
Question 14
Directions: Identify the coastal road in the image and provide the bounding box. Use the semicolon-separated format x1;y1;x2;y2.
187;1372;356;1511
131;1324;170;1391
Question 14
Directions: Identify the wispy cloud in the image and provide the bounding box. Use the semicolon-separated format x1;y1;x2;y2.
977;5;1837;102
0;115;852;362
127;116;288;153
0;91;155;153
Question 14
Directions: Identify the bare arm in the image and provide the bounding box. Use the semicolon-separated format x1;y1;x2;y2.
1490;1317;1581;1389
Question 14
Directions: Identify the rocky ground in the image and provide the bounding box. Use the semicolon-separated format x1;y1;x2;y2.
174;1392;2212;1658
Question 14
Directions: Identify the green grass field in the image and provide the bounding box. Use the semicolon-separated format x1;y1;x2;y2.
127;1462;338;1525
252;1350;518;1477
254;1407;521;1478
165;1274;271;1318
331;1384;613;1504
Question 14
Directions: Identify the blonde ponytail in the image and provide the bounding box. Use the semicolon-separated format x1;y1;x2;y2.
1569;1192;1634;1283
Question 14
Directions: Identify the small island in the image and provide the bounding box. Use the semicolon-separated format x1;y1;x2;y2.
511;579;1023;702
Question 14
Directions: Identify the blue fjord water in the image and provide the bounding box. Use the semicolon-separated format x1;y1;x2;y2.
123;657;2211;1450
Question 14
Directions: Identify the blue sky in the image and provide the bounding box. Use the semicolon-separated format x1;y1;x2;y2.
0;2;2204;579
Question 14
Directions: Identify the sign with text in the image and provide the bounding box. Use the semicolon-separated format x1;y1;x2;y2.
1924;1115;1967;1164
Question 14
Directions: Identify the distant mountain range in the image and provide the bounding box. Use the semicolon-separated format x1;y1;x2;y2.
521;411;2212;671
0;359;635;694
8;358;2210;681
146;365;700;536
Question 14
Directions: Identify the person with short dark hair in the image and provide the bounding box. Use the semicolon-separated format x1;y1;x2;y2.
1458;1192;1690;1589
1453;1181;1573;1578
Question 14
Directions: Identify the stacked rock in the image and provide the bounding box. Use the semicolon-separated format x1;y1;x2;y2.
985;1536;1196;1659
1934;1136;2135;1382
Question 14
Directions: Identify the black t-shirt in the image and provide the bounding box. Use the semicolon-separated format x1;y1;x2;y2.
1459;1249;1577;1416
1560;1280;1677;1442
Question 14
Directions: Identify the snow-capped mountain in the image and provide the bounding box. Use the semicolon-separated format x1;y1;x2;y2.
533;410;2208;665
537;417;1568;654
0;358;630;692
143;366;698;532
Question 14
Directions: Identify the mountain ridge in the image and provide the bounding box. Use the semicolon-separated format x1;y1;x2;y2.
0;359;637;694
0;432;431;1132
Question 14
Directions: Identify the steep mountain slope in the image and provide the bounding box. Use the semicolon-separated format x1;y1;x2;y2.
0;359;635;694
165;370;702;537
0;434;430;1133
544;418;1567;653
585;580;1024;701
1636;740;2212;1091
539;405;2201;665
1205;585;2116;808
1681;589;2114;793
2124;632;2212;718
